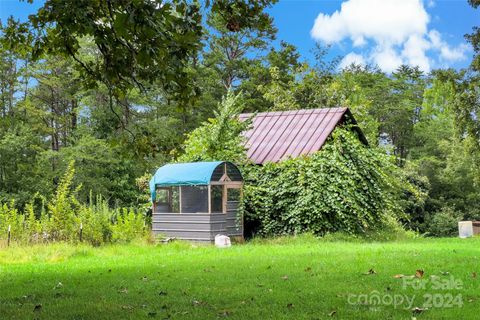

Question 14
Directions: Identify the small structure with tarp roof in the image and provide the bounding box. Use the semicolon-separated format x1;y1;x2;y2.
149;161;243;242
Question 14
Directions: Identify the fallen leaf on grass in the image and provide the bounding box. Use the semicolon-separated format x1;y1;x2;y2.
328;310;336;317
218;310;231;317
415;270;424;278
281;275;289;280
412;307;427;314
192;299;206;306
363;269;376;275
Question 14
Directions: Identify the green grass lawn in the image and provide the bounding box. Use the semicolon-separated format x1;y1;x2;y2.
1;236;479;319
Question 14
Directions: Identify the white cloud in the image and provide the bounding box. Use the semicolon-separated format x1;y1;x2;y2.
311;0;428;45
428;30;468;62
311;0;468;72
402;34;431;71
439;44;468;62
373;45;404;72
339;53;367;69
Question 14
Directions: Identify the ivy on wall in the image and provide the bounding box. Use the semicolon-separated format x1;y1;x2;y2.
241;128;416;236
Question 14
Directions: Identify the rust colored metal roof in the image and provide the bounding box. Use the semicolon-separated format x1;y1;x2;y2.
239;107;351;164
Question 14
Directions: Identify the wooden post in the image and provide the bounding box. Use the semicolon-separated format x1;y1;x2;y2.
168;188;172;212
208;185;211;214
222;184;227;213
179;186;182;213
152;186;156;214
79;223;83;242
7;225;11;247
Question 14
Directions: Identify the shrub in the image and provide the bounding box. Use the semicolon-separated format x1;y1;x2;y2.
426;206;461;237
78;195;114;246
0;163;148;246
111;208;146;243
23;202;41;242
47;160;80;242
0;201;24;242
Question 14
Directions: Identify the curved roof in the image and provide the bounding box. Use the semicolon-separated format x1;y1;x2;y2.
149;161;241;202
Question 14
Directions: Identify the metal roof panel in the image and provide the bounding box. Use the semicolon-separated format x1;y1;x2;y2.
239;107;349;164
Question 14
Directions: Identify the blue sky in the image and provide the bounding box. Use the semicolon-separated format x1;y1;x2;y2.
1;0;478;72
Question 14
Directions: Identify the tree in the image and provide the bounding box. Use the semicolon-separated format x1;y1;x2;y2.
0;126;44;206
197;0;278;117
466;0;480;71
179;91;250;163
15;0;203;100
240;41;302;112
38;135;138;206
321;64;386;143
408;69;480;231
457;0;480;144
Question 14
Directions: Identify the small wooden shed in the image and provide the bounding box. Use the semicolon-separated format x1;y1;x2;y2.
149;161;243;242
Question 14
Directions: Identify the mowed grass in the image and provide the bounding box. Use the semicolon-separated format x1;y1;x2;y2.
1;236;479;319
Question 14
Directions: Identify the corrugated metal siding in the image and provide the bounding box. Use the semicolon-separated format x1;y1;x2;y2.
239;108;348;164
152;211;243;242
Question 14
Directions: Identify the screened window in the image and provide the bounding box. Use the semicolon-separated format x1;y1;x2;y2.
181;186;208;213
170;187;180;213
156;188;169;203
227;188;241;202
211;185;224;213
155;187;180;213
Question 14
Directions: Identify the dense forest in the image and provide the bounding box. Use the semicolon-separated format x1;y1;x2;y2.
0;0;479;240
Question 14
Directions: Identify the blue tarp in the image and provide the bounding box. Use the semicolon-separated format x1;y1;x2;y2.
149;161;223;202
